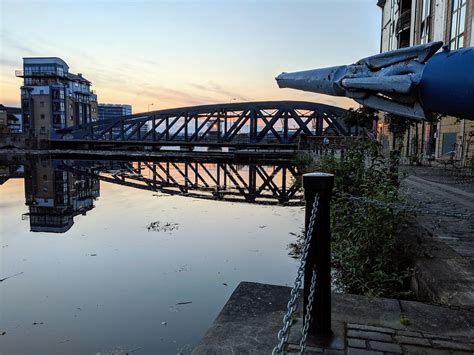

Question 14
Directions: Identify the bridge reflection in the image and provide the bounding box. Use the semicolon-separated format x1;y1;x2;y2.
18;157;303;233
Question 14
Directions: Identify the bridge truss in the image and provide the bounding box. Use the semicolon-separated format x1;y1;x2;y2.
58;101;349;147
61;159;302;204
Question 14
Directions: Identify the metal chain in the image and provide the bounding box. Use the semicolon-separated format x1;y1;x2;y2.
344;193;474;220
299;266;318;354
272;195;320;355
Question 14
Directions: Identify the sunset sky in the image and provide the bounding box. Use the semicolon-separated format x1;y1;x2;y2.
0;0;381;113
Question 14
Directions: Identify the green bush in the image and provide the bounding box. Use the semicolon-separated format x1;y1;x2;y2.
293;140;412;298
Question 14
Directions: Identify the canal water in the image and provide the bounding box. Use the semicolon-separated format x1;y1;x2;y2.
0;156;304;354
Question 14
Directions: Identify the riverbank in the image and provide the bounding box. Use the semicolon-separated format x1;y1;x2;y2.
193;282;474;354
193;167;474;354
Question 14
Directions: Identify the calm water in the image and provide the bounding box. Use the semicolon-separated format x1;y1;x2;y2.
0;156;304;354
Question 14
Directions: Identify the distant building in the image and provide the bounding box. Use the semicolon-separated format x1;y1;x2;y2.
377;0;473;165
97;104;132;121
0;105;7;133
16;57;98;138
0;105;22;133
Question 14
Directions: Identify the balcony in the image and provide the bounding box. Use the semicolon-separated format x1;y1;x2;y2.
16;70;65;78
396;10;411;35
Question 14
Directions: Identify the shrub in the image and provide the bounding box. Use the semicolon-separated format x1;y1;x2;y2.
293;140;412;298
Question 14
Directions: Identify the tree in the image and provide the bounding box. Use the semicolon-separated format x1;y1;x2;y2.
343;106;379;130
384;113;415;150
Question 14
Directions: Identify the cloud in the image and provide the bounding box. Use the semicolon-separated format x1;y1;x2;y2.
187;81;252;102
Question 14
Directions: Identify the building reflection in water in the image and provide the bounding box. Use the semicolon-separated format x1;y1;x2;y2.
18;157;302;233
23;158;100;233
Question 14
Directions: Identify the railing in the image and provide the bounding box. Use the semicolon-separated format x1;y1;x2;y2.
273;172;334;354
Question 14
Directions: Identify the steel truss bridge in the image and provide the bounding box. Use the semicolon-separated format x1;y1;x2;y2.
57;101;349;148
61;159;302;204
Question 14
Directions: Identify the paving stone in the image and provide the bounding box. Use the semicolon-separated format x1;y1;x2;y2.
322;350;344;355
394;335;431;346
347;338;366;349
306;346;324;353
347;323;396;334
347;349;383;355
396;330;423;337
347;330;392;342
422;333;451;340
432;340;474;351
368;341;403;353
401;344;451;354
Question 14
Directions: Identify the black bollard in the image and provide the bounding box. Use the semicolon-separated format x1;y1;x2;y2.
303;172;334;337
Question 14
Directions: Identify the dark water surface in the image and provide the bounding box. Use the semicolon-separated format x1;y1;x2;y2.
0;156;304;354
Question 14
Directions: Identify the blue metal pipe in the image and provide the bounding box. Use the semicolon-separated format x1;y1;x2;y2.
420;47;474;120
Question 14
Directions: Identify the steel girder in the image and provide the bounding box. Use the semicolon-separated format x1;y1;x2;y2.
59;101;349;145
60;159;303;204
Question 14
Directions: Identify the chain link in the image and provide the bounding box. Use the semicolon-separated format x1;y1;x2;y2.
344;193;474;220
299;266;318;354
272;195;320;355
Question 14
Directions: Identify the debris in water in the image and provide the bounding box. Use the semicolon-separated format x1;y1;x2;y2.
259;225;267;229
147;221;179;233
161;322;167;326
176;301;192;305
33;322;44;325
59;338;71;343
90;254;97;257
1;331;6;336
222;283;228;286
0;272;24;282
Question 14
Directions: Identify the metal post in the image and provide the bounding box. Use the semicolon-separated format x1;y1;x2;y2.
303;172;334;337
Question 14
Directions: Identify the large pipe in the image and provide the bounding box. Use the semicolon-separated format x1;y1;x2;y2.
276;42;474;121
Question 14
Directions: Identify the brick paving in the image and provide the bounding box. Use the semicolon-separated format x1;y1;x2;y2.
398;170;474;309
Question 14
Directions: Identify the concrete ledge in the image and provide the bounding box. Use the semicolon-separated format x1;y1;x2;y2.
193;282;474;354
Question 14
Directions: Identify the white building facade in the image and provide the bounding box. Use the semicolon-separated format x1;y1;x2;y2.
377;0;473;166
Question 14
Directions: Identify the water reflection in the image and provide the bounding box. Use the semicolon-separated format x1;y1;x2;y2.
23;159;100;233
15;157;302;233
0;155;303;354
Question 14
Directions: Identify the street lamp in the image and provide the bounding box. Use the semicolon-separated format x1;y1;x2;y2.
148;103;154;112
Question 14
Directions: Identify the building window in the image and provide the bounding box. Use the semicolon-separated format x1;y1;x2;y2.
40;114;45;120
441;132;457;155
39;90;44;95
70;115;74;121
449;0;467;49
388;0;399;50
40;127;46;134
419;0;431;44
40;101;44;108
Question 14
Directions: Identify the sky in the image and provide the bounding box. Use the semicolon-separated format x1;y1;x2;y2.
0;0;381;113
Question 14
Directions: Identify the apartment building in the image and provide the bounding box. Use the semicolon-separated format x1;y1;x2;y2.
16;57;98;138
377;0;473;166
97;103;132;121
